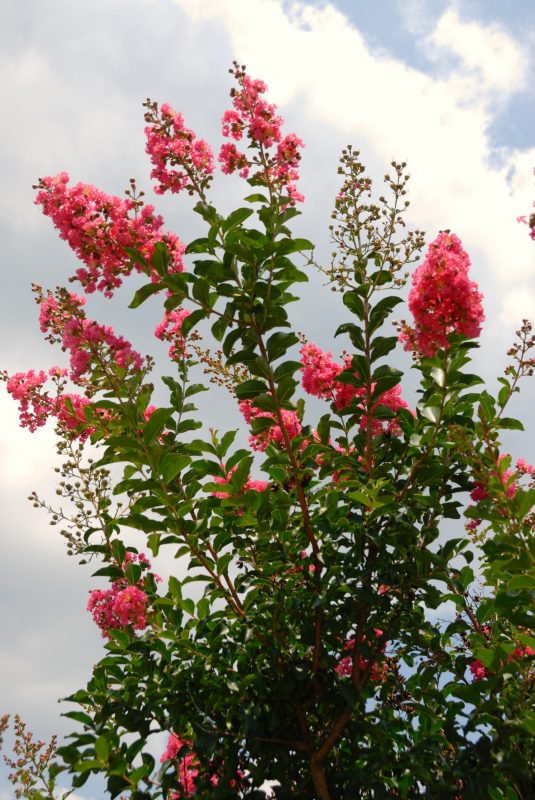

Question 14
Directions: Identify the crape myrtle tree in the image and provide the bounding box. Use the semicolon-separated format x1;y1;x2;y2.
2;63;535;799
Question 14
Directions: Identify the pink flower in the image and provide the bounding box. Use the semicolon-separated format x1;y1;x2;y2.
516;457;535;475
144;100;214;196
219;66;304;203
469;659;488;681
300;342;342;399
87;553;157;638
38;288;144;381
154;307;191;359
399;231;484;357
160;734;199;795
34;172;185;297
218;142;250;178
211;464;268;498
112;586;148;628
335;630;387;682
238;399;302;452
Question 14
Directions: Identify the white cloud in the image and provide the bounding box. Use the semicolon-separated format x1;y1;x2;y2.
172;0;534;330
428;8;527;93
499;285;535;325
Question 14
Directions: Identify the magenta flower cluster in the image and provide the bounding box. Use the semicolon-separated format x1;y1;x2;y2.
34;172;185;296
87;552;158;638
399;231;485;357
218;68;305;204
300;343;410;435
154;307;192;360
144;101;215;196
238;398;302;452
39;289;144;381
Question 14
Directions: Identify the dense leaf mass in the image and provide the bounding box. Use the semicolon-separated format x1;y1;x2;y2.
1;66;534;800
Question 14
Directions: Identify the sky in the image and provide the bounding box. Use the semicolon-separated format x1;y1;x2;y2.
0;0;534;796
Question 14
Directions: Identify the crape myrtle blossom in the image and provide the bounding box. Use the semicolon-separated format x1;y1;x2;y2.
299;342;410;435
219;63;305;204
4;367;99;440
238;398;302;452
87;552;159;638
38;287;145;382
160;734;199;797
144;99;215;196
470;644;534;682
34;172;185;297
399;231;484;357
335;629;388;683
160;734;247;796
154;307;192;360
210;464;269;498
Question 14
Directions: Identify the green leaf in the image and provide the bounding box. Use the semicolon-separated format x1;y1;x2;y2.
144;408;173;444
95;735;110;761
244;192;269;204
276;237;314;255
420;405;440;423
217;552;233;575
335;322;365;351
266;331;299;361
507;575;535;590
368;295;403;334
497;417;524;431
151;241;170;275
129;282;162;309
430;367;446;388
222;207;254;231
160;454;190;483
343;290;364;318
235;379;269;400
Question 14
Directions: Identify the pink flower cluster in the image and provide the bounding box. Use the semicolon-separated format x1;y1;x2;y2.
160;735;200;796
300;343;410;435
87;552;157;638
39;289;144;381
399;232;484;357
154;307;191;360
211;464;269;498
144;100;215;196
6;367;97;439
335;629;387;682
470;644;534;681
238;399;302;452
219;65;305;204
470;455;534;505
34;173;185;296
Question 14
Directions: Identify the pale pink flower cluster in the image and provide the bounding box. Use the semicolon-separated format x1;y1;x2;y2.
211;464;269;498
87;552;157;638
299;343;410;435
34;173;185;296
39;289;144;381
6;368;96;439
238;399;302;452
144;101;215;195
154;307;191;360
335;629;387;682
219;68;305;204
399;232;484;357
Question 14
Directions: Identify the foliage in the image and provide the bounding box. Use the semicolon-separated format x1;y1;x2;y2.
2;64;534;799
